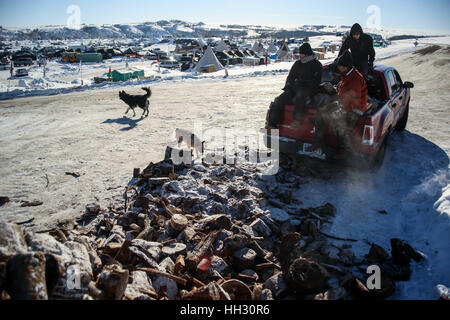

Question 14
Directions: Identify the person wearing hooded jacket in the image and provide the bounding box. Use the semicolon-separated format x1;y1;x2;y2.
338;23;375;78
307;50;368;158
267;43;323;129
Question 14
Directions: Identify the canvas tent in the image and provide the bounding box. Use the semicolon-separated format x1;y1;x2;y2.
252;41;264;54
277;42;291;61
193;46;224;73
268;42;278;54
216;40;229;52
198;38;208;48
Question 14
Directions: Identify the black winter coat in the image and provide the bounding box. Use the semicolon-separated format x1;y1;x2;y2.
339;33;376;65
284;58;323;96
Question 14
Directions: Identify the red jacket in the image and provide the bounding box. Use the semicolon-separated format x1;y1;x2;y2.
337;68;368;113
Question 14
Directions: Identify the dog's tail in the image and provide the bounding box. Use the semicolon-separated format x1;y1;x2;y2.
142;87;152;98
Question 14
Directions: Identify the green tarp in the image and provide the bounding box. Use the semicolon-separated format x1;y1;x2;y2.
76;53;103;63
109;68;145;82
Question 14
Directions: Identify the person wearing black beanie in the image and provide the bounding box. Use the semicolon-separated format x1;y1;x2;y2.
299;43;314;56
337;50;354;69
338;23;375;78
266;42;323;129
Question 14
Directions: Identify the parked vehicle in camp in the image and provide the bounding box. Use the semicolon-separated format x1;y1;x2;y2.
15;68;29;77
147;53;158;60
61;52;78;63
0;57;9;64
181;61;193;71
77;53;103;63
160;59;181;69
264;64;414;170
13;57;33;66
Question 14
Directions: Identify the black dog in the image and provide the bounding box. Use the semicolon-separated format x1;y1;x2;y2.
119;87;152;117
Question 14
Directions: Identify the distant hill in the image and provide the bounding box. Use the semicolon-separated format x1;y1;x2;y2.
0;20;343;41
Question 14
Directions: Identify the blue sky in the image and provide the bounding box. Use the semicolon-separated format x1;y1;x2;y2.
0;0;449;33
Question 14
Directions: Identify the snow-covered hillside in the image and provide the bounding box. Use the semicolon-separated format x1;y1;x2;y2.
1;20;444;41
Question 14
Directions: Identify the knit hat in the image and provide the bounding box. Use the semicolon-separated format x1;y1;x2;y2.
299;43;313;55
337;50;353;68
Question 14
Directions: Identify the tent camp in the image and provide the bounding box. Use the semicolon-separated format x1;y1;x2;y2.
277;42;291;61
216;40;229;52
193;46;224;73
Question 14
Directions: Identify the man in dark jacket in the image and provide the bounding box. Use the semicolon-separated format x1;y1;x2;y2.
267;43;323;129
338;23;375;78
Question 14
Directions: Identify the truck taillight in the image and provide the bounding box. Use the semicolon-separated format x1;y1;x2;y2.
362;125;374;146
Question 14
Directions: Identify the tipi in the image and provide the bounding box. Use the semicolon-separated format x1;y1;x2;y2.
193;46;225;73
268;42;278;54
198;38;208;48
216;40;229;52
277;42;291;61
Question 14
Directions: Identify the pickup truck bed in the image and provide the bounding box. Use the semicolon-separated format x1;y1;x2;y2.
265;64;414;168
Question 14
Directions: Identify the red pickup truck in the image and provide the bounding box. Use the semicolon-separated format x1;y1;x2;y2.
264;64;414;169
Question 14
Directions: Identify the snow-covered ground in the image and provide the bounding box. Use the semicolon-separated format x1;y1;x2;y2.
2;36;447;100
0;41;449;299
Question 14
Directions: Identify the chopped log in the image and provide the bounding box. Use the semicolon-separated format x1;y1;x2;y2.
234;248;257;268
135;217;154;241
15;217;35;225
185;231;219;272
0;196;10;206
169;214;189;232
237;273;258;282
65;172;81;178
114;240;132;264
162;243;187;257
137;267;187;286
255;262;282;271
174;255;185;275
20;201;43;207
5;252;48;300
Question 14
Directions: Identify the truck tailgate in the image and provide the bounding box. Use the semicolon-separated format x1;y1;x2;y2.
279;105;340;148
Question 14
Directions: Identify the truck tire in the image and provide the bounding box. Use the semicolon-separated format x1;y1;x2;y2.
371;137;388;171
396;102;409;131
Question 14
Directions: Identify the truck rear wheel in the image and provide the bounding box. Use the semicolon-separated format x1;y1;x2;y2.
396;102;409;131
370;137;388;171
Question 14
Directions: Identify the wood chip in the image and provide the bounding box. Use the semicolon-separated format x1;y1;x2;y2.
20;201;43;207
